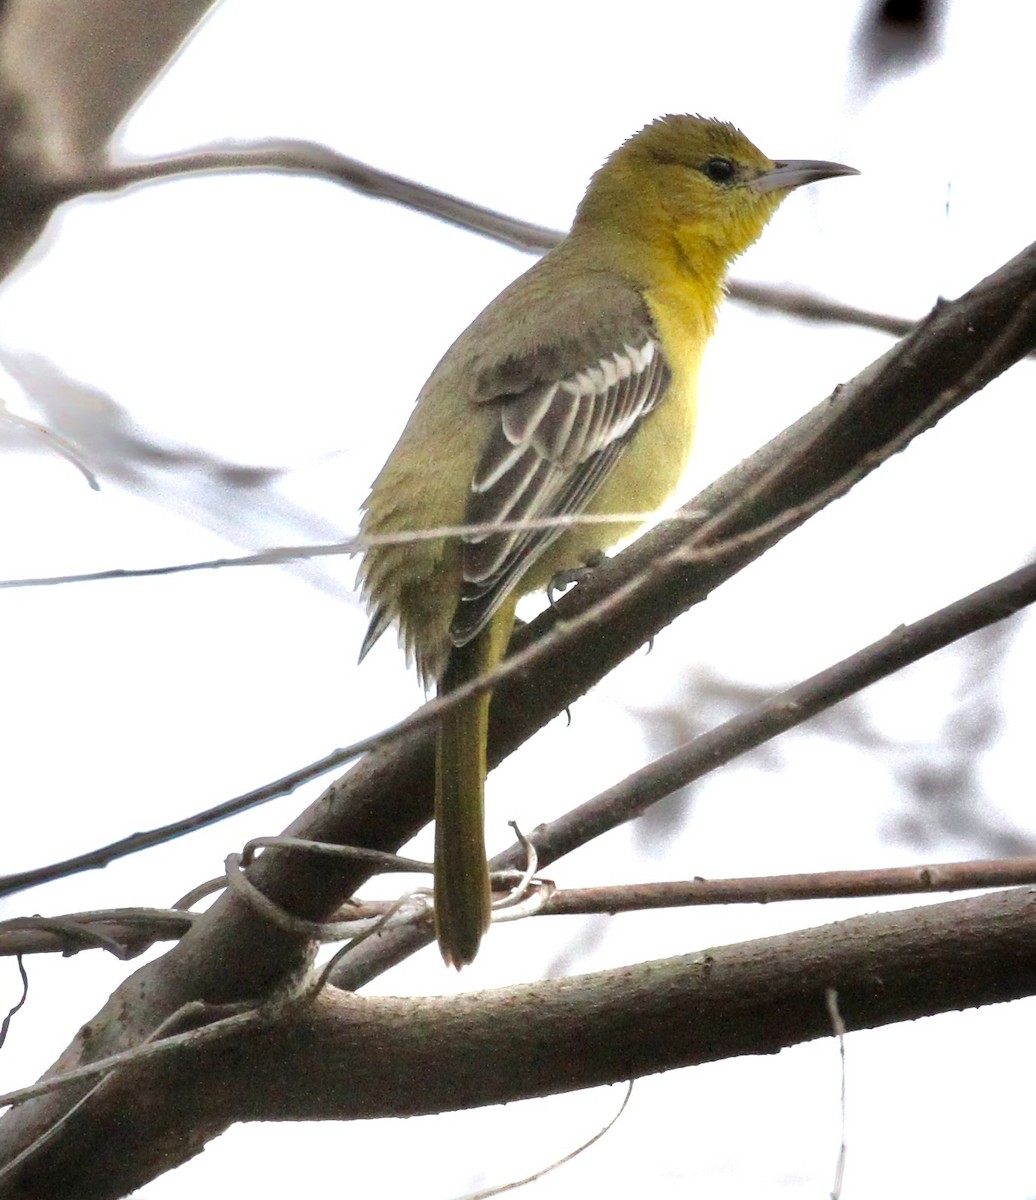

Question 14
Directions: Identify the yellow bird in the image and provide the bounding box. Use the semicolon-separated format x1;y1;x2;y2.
358;114;856;966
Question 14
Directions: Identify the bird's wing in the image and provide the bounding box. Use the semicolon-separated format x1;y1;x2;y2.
450;324;671;646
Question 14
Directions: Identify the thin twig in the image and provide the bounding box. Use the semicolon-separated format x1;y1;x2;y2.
59;139;934;339
0;957;28;1048
826;988;848;1200
4;247;1034;905
503;563;1036;876
331;560;1036;985
0;992;268;1189
540;855;1036;914
238;836;431;875
65;140;562;255
0;511;695;591
0;406;99;490
0;909;195;958
461;1080;634;1199
10;853;1030;962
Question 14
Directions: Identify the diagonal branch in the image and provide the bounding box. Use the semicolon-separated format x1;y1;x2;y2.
331;559;1036;983
257;235;1036;961
70;140;561;253
69;138;917;335
5;239;1035;902
3;238;1036;1192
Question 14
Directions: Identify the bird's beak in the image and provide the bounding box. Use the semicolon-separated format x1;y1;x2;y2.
752;159;859;194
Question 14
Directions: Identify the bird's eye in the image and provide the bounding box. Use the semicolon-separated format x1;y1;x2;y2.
703;157;736;184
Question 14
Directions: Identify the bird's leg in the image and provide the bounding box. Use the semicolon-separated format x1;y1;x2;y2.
547;550;607;607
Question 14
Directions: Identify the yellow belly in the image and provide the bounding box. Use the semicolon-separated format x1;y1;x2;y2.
517;281;707;594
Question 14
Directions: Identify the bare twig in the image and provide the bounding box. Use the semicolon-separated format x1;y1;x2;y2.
728;279;915;336
0;511;697;592
540;856;1036;914
0;910;194;959
0;1000;260;1122
6;886;1036;1198
9;853;1030;963
523;562;1036;862
332;560;1036;985
826;988;848;1200
224;850;430;943
0;755;370;898
0;404;99;490
67;140;562;254
3;240;1035;1189
63;139;930;339
463;1080;634;1199
0;957;28;1049
238;836;430;875
4;240;1034;908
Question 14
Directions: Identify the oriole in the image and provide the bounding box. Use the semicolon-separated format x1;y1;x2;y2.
358;114;856;966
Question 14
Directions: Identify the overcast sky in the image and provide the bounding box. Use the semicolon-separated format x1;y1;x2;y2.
2;2;1036;1197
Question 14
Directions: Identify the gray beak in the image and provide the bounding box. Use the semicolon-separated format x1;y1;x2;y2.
752;159;860;194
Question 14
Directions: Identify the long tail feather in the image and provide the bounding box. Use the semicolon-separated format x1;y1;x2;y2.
434;601;515;967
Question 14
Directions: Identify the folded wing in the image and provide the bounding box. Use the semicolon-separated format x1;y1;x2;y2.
451;334;671;645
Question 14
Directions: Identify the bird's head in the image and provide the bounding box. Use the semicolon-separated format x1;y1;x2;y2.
573;113;857;276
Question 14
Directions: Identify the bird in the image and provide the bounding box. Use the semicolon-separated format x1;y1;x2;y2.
357;114;857;967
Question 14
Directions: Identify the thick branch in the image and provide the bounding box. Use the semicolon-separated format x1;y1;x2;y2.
4;888;1036;1198
332;560;1036;981
259;237;1036;948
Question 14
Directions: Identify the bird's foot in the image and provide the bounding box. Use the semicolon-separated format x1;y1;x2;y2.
547;551;607;607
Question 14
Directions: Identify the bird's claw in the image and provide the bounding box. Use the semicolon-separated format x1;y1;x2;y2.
547;551;607;607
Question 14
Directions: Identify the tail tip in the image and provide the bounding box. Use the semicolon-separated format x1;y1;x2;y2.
435;910;490;969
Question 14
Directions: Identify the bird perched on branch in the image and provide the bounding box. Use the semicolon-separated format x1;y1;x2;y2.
358;114;856;967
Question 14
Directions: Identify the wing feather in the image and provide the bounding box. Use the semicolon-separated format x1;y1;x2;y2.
464;450;553;586
450;332;671;646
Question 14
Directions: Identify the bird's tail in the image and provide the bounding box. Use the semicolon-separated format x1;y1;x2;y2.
434;600;516;967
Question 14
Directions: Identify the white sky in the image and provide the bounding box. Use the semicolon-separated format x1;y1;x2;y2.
2;1;1036;1197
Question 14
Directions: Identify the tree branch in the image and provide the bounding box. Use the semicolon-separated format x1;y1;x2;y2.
8;851;1036;964
69;138;922;336
0;909;194;958
3;238;1036;1193
331;559;1036;983
5;240;1035;904
4;888;1036;1198
541;857;1036;912
314;240;1036;985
